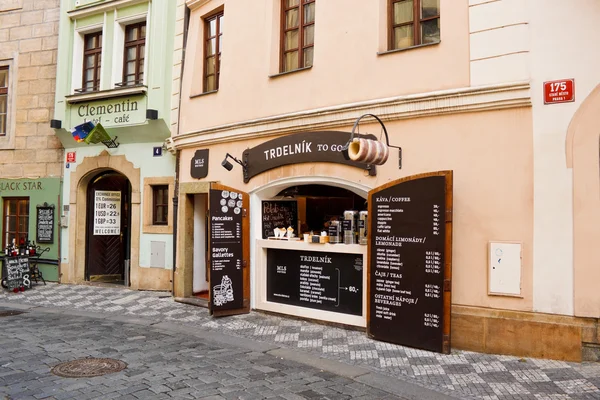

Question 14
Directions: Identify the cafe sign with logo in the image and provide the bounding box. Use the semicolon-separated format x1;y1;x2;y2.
69;95;147;128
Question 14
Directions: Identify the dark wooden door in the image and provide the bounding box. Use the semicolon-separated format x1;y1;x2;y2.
85;171;131;283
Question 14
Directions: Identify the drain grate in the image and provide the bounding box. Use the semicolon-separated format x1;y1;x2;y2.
51;358;127;378
0;310;26;317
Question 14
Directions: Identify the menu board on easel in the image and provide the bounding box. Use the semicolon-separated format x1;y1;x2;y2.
4;257;30;290
36;203;55;243
367;171;453;354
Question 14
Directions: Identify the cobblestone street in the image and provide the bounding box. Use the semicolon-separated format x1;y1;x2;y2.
1;284;599;399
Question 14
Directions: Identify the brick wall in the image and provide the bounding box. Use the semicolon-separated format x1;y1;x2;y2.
0;0;62;178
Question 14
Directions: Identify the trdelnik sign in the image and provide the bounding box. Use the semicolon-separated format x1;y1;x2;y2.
69;95;147;128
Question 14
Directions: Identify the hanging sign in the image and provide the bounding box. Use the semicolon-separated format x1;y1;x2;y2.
191;149;209;179
242;131;377;183
367;171;453;354
543;79;575;104
36;203;55;243
93;190;121;235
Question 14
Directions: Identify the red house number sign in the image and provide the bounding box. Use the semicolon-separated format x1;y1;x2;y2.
544;79;575;104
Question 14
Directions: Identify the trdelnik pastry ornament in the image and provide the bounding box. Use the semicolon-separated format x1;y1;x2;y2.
341;113;400;166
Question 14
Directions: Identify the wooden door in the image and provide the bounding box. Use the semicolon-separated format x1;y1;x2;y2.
208;183;250;316
85;172;130;283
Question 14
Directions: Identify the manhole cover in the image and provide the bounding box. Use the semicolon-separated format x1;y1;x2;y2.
51;358;127;378
0;310;25;317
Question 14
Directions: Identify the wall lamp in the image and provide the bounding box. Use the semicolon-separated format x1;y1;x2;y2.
221;153;246;172
146;109;158;120
50;119;62;129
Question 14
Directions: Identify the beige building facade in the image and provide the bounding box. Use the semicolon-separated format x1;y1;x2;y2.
170;0;600;361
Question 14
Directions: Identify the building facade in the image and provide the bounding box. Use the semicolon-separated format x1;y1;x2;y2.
52;0;179;290
169;0;600;361
0;0;62;281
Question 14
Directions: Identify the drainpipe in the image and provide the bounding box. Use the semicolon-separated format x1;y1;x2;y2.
172;4;191;296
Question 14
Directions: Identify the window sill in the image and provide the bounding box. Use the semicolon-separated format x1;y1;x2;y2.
143;224;173;234
66;85;147;104
377;41;440;56
190;90;218;99
269;66;312;79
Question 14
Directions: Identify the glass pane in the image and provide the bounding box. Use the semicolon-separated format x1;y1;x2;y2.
126;74;135;83
140;45;145;57
127;26;138;41
304;2;315;24
205;75;216;91
126;47;136;62
218;35;222;53
18;216;27;232
284;30;298;50
303;24;314;46
85;69;94;82
0;95;6;112
393;0;413;25
8;216;16;231
206;38;216;56
157;207;164;223
85;35;95;49
140;24;146;39
85;55;94;68
286;0;299;7
126;61;136;76
0;69;7;87
139;72;143;82
393;24;414;49
421;18;440;44
97;34;102;47
8;200;16;215
285;9;299;29
19;200;28;215
421;0;440;19
208;18;217;37
206;56;216;75
0;114;5;134
283;50;298;72
303;46;313;67
218;15;224;33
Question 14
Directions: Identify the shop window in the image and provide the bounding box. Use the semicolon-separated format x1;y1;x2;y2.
204;11;223;92
281;0;315;73
0;67;7;136
81;31;103;92
152;185;169;225
120;22;146;87
2;198;29;249
389;0;440;50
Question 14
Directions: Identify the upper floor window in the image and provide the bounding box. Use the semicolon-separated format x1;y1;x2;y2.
281;0;315;73
389;0;440;50
204;12;223;92
0;67;7;136
82;31;102;92
122;22;146;86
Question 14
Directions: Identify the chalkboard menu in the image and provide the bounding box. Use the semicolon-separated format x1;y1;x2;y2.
4;256;30;290
261;201;298;239
209;189;244;311
267;248;363;316
36;203;55;243
368;172;452;354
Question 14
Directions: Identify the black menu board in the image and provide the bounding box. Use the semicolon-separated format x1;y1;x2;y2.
4;257;30;290
262;201;298;239
209;189;244;311
368;173;451;353
36;204;55;243
267;248;363;316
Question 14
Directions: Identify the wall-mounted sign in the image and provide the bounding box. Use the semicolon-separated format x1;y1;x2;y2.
544;79;575;104
66;152;76;163
93;190;121;235
267;248;363;316
242;131;377;183
0;181;44;191
69;95;147;128
191;149;209;179
36;203;55;244
153;147;162;157
368;171;453;354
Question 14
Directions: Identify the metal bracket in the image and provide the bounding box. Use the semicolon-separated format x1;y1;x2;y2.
102;136;119;149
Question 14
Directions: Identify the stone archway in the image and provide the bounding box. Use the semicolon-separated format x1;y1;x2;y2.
63;150;141;288
565;84;600;318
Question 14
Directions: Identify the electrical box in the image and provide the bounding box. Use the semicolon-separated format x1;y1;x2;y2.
488;241;522;296
150;241;166;268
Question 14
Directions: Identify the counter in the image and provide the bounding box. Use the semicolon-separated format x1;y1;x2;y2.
255;239;367;327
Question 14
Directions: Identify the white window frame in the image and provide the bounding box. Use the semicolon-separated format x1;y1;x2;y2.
113;12;149;88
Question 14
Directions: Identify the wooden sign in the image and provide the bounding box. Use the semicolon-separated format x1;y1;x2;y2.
261;200;298;239
191;149;209;179
4;256;30;290
367;171;453;354
266;248;363;316
36;203;55;244
544;79;575;104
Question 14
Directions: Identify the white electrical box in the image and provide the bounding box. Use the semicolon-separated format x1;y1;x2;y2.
488;241;522;296
150;241;166;268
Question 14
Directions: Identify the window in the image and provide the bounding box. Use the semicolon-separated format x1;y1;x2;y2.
204;12;223;92
0;67;7;136
122;22;146;86
3;198;29;248
281;0;315;72
152;185;168;225
389;0;440;50
82;31;102;92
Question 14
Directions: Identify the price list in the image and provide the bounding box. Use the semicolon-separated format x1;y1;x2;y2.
368;174;450;354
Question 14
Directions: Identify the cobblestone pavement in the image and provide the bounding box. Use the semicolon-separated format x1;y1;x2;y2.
1;283;599;400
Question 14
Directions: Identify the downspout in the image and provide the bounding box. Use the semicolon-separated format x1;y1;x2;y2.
172;3;191;296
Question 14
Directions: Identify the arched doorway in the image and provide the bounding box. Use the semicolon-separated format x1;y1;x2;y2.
85;170;132;285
